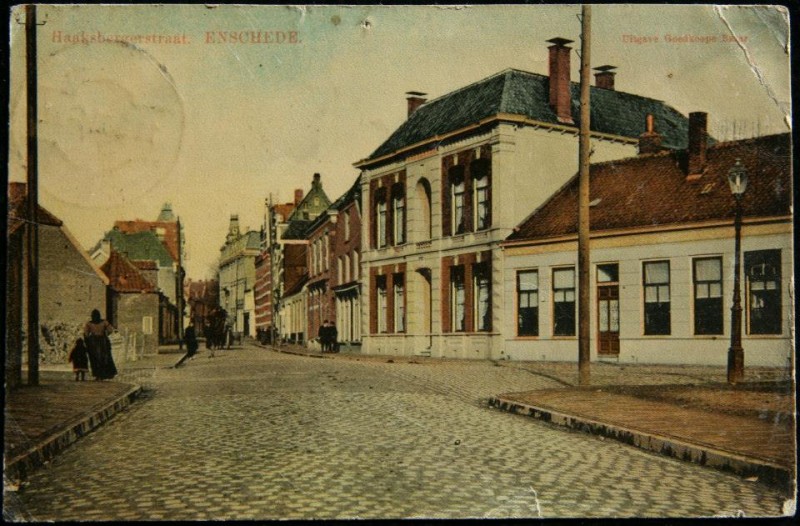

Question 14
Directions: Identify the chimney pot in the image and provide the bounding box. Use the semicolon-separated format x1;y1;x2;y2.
638;114;663;155
593;65;617;90
294;188;304;205
406;91;427;118
547;37;574;124
687;112;708;176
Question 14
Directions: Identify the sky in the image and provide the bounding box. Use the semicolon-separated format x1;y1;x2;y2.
8;4;791;279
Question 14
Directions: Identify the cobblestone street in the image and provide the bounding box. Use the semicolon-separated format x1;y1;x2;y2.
6;343;792;520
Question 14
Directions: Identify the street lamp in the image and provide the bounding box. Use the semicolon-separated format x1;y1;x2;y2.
727;158;748;384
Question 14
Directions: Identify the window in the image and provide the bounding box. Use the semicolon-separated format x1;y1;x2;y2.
352;251;359;280
142;316;154;335
474;265;491;331
473;159;491;231
394;274;405;332
553;268;576;336
324;235;330;271
517;270;539;336
693;257;723;335
344;254;351;283
450;266;466;331
344;212;350;241
337;256;343;283
746;250;781;334
376;199;387;248
393;187;406;245
643;261;671;335
452;178;466;235
377;277;387;333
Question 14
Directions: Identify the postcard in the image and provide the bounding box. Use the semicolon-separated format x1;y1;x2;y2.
5;4;794;521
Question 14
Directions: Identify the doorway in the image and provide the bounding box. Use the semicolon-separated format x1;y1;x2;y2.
596;264;619;355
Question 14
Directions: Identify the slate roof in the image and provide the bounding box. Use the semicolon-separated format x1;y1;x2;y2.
114;219;179;262
505;133;791;243
281;220;311;241
103;229;175;267
365;69;691;162
101;250;157;293
8;182;63;235
330;175;362;211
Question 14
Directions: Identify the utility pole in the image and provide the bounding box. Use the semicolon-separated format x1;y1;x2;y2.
577;4;592;386
177;217;184;350
26;4;40;386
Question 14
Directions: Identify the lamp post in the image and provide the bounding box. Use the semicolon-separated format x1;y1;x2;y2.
727;158;748;384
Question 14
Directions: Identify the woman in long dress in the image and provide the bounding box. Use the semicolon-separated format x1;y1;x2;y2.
84;309;118;380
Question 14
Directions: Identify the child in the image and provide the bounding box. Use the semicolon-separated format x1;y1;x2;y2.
68;337;90;381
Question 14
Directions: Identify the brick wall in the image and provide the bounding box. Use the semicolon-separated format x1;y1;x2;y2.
114;292;160;355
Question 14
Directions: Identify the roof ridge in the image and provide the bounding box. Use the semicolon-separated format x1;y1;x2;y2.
418;68;519;108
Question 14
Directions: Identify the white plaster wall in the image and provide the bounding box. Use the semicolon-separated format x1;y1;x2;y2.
502;227;792;368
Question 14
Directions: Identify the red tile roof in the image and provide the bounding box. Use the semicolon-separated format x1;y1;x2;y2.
8;182;63;235
101;250;157;293
506;133;791;242
114;220;179;262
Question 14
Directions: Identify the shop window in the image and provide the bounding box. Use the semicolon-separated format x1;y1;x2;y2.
553;267;576;336
746;250;781;334
643;261;671;335
693;257;723;335
517;270;539;336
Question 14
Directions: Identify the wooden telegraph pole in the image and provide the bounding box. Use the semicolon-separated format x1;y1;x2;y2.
26;4;40;386
577;4;592;386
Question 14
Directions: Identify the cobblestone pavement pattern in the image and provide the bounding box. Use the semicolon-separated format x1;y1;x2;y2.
6;343;792;520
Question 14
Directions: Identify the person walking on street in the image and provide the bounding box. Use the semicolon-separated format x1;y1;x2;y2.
185;322;199;360
330;322;339;353
84;309;118;380
68;337;90;381
319;320;330;352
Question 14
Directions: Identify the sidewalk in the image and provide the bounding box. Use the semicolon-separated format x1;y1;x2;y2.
4;352;181;486
265;342;796;487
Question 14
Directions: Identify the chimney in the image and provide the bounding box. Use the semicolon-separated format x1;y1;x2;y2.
687;112;708;177
226;214;240;243
638;114;663;155
312;173;322;189
547;37;574;124
594;65;616;90
294;189;303;205
406;91;427;117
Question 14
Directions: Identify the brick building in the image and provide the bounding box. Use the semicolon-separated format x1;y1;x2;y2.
356;37;693;359
6;183;109;388
502;124;792;368
93;229;179;342
101;249;161;355
185;279;220;337
270;173;331;343
330;177;363;348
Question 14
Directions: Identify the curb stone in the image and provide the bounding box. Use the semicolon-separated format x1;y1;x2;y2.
4;384;143;484
488;396;793;490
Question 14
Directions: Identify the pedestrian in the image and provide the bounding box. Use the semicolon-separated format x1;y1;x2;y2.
319;320;329;352
67;337;90;381
83;309;118;380
184;322;199;359
329;322;339;353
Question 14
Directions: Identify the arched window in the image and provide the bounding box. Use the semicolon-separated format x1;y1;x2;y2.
416;178;432;240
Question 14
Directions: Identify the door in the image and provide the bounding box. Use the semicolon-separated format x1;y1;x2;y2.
597;264;620;355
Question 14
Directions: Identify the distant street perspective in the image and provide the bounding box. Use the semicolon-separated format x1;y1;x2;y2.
5;343;792;520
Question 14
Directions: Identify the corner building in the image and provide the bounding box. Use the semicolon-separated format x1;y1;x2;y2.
356;38;692;359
